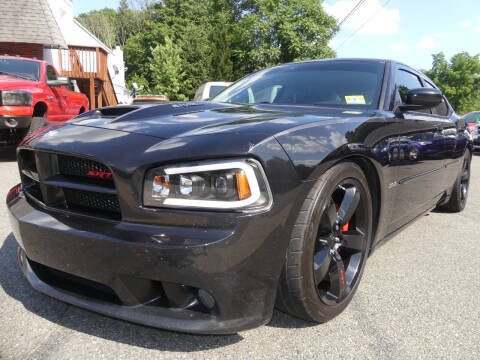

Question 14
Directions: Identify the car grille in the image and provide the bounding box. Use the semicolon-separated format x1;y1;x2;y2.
18;149;121;220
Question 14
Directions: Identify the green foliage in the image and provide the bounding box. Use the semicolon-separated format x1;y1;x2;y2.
425;52;480;114
76;8;118;49
77;0;338;101
150;37;187;101
232;0;338;77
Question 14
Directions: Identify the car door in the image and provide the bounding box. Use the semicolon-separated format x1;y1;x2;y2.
421;79;461;188
45;65;67;120
388;67;449;229
63;80;82;118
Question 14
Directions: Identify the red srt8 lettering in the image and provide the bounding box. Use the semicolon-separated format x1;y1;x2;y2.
86;170;112;179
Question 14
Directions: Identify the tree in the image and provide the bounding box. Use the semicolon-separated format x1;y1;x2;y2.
76;8;118;49
150;37;187;101
79;0;338;100
425;52;480;114
231;0;338;77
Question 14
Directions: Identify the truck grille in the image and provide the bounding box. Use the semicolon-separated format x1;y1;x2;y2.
18;149;121;220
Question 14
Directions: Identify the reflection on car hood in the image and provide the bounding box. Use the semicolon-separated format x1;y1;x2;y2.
70;102;372;140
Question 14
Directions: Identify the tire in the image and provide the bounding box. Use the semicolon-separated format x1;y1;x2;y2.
26;116;49;136
276;162;373;323
440;149;471;212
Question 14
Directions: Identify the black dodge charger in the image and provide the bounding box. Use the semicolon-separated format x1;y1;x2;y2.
7;59;472;334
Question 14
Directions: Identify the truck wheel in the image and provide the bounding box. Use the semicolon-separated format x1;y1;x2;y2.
27;116;49;136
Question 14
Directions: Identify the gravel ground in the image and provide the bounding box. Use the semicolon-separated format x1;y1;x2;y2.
0;148;479;360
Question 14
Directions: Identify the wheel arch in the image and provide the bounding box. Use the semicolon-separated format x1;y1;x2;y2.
32;101;47;117
339;155;382;252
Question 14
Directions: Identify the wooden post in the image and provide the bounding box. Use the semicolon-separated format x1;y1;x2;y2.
97;81;103;108
95;47;100;78
57;49;62;73
89;75;95;110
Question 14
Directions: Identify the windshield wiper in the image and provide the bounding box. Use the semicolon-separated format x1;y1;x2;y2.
0;71;33;80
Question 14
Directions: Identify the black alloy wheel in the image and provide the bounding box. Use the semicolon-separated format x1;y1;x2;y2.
460;153;470;206
276;162;372;323
314;181;368;306
440;149;471;212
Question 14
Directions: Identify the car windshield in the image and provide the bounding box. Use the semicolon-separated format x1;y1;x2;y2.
464;112;480;123
209;85;227;98
211;61;385;108
0;58;40;81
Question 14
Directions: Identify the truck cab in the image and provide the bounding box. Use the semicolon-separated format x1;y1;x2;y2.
0;56;89;146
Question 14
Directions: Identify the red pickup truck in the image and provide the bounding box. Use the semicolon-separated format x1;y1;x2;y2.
0;56;89;146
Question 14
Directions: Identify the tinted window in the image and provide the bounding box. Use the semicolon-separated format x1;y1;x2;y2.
212;61;385;107
423;79;448;116
0;58;40;81
395;69;422;102
209;85;227;98
464;112;480;123
46;65;57;81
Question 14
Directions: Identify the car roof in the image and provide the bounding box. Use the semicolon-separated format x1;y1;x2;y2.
0;55;45;64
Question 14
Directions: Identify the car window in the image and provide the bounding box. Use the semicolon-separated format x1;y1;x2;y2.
46;65;57;81
423;79;448;116
209;85;227;98
395;69;422;101
212;61;385;108
394;69;429;114
464;112;480;123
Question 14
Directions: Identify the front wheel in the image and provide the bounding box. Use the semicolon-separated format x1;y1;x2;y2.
276;162;373;323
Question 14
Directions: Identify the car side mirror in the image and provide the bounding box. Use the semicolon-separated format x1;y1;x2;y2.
406;88;443;107
46;76;69;87
394;88;443;117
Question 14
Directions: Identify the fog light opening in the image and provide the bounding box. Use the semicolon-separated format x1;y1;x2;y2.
4;118;18;128
197;289;216;310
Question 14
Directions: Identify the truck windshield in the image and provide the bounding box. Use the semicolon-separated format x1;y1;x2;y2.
211;61;385;108
0;58;40;81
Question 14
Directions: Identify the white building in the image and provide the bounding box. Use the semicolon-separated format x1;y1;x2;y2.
44;0;131;104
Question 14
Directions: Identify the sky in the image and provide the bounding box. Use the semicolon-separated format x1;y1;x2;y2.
324;0;480;70
74;0;479;71
73;0;120;16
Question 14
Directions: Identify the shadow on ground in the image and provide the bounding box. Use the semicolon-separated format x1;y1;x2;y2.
0;233;313;351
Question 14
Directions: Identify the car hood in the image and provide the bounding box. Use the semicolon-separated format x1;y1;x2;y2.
70;102;371;140
0;75;38;89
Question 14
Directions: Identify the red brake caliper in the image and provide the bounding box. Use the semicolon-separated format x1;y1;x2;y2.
335;204;350;232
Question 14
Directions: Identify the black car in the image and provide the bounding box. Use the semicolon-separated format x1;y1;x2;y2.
7;59;472;334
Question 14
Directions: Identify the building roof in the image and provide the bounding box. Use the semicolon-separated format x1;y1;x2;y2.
0;0;67;48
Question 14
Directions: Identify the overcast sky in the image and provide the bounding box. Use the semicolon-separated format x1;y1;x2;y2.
74;0;479;71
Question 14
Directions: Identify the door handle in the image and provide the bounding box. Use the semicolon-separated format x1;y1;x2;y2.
46;95;54;101
62;94;67;99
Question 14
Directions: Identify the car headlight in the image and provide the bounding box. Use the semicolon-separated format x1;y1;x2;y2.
143;158;272;211
0;90;32;106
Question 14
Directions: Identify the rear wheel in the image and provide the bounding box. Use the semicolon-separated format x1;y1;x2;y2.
276;162;373;322
440;149;471;212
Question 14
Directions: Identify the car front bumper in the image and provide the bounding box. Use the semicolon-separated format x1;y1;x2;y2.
7;183;293;334
0;115;32;130
0;116;31;146
472;133;480;148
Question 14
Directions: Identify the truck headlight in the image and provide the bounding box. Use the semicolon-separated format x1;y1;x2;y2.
143;158;272;211
0;90;32;106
